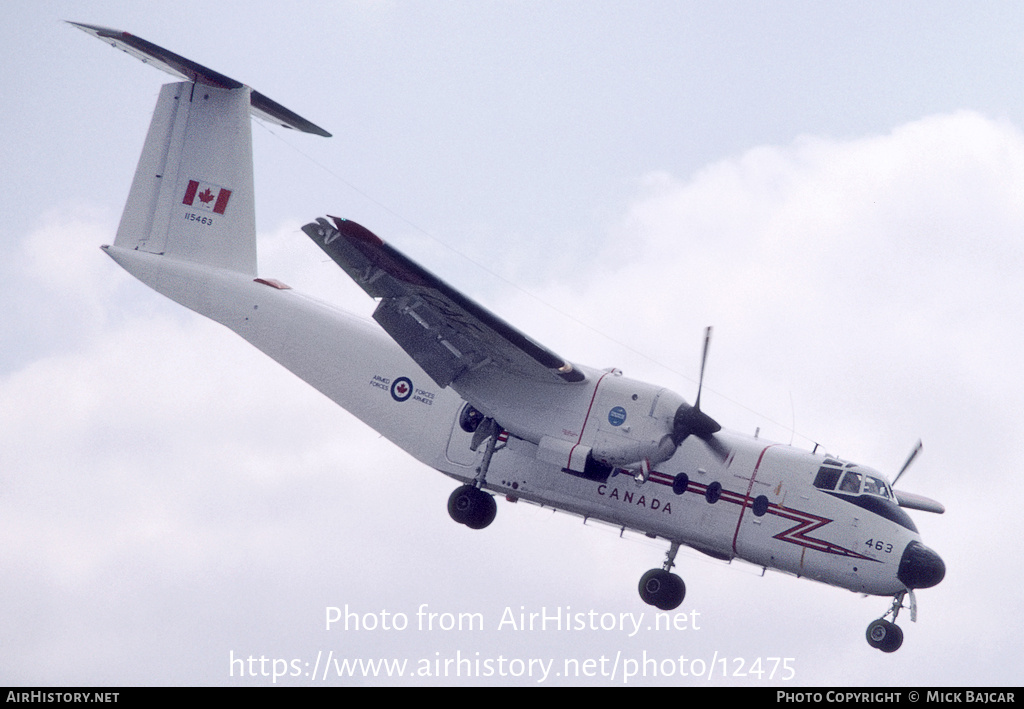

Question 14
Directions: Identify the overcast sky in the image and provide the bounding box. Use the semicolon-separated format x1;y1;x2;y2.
3;1;1022;686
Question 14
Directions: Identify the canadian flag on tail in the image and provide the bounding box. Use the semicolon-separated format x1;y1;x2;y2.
182;180;232;215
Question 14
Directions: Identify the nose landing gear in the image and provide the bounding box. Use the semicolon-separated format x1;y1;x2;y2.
866;590;915;652
638;542;686;611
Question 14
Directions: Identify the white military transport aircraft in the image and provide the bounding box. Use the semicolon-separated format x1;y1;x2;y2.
73;23;945;653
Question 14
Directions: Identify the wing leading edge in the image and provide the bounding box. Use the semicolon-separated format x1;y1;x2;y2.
301;217;586;389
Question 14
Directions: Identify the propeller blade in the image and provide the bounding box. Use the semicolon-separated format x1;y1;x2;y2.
892;439;922;488
695;326;712;410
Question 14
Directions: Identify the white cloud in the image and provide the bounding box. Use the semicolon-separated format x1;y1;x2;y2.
509;112;1024;455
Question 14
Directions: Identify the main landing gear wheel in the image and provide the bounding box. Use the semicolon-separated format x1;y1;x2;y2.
638;569;685;611
447;485;497;530
447;414;502;530
638;541;685;611
866;619;903;653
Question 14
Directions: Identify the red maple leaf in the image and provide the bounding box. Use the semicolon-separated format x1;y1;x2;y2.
197;188;215;204
396;383;408;394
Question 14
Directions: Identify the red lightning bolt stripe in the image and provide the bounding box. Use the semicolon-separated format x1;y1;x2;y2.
768;506;875;560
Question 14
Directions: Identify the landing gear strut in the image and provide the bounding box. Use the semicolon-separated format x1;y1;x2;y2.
638;542;686;611
866;590;914;653
448;415;502;530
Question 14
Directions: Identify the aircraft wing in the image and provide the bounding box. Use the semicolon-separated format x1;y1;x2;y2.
301;217;586;390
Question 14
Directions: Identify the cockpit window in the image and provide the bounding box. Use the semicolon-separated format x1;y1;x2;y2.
862;475;891;499
838;471;863;493
813;466;842;490
814;462;893;500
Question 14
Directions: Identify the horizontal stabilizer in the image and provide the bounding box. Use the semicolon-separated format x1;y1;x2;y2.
69;21;331;137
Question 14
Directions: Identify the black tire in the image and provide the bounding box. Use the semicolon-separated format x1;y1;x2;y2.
638;569;686;611
447;485;497;529
465;491;497;530
880;623;903;653
866;619;903;652
866;619;888;648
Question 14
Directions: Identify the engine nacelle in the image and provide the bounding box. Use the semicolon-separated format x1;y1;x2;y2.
542;370;685;475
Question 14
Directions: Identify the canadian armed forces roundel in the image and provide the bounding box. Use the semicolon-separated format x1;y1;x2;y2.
390;377;413;402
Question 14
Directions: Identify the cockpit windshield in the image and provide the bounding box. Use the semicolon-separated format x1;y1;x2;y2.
813;460;892;500
861;475;891;499
838;470;862;493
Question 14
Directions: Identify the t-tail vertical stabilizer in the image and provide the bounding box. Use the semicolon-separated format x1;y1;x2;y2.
116;80;258;273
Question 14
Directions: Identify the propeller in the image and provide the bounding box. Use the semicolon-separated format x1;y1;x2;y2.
891;439;945;513
672;327;729;460
892;439;922;488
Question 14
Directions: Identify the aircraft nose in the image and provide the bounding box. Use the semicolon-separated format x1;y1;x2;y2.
897;541;946;589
